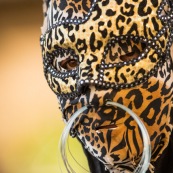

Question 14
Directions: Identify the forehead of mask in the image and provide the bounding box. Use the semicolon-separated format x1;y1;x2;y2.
42;0;164;37
42;0;169;96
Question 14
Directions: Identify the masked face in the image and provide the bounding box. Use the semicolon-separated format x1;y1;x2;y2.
41;0;173;172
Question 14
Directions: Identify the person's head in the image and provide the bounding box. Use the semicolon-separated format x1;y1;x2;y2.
41;0;173;172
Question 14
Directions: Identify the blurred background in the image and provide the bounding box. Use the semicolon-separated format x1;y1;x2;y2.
0;1;88;173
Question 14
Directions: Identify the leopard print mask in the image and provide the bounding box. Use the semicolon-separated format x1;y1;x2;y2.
40;0;173;172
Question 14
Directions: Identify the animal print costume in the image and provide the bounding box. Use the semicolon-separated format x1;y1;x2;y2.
40;0;173;172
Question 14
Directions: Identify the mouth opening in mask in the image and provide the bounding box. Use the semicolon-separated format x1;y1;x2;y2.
95;124;118;131
59;101;151;173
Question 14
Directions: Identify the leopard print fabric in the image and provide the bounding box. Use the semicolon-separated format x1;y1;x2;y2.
40;0;173;172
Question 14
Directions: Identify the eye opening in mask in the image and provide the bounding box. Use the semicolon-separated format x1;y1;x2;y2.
120;51;140;62
104;37;147;63
118;39;146;62
59;58;78;70
52;48;79;72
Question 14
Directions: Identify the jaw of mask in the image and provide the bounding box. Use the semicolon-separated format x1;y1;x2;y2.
40;0;173;172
